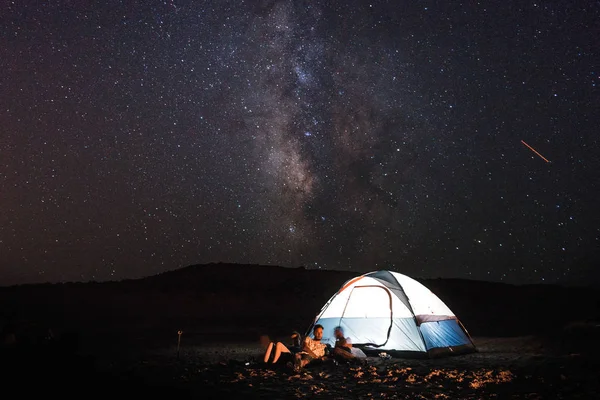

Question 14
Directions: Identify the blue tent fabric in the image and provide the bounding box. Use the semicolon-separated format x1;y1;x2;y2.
420;319;472;350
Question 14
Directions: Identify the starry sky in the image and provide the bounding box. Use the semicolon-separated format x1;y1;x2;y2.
2;1;599;287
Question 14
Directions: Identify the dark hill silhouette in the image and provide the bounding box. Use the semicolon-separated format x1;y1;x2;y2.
1;263;598;352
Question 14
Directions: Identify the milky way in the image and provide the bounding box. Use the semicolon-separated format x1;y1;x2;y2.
1;1;599;286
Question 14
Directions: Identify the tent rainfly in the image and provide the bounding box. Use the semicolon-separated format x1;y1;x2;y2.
306;270;477;358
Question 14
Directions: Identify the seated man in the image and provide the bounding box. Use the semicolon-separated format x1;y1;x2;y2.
294;324;327;368
262;331;302;364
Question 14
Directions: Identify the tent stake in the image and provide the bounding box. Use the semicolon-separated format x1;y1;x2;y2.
177;330;183;359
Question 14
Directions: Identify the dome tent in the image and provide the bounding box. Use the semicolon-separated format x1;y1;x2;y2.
306;270;477;358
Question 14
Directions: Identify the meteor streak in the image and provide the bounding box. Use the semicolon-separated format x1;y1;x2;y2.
521;140;550;163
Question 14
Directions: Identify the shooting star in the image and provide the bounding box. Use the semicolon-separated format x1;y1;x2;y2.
521;140;550;163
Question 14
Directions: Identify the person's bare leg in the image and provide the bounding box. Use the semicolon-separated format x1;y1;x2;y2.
271;342;291;363
263;342;274;363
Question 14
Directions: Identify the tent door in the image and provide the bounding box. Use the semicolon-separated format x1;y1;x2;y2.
341;285;393;347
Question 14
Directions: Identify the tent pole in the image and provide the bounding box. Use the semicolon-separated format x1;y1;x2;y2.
457;319;477;349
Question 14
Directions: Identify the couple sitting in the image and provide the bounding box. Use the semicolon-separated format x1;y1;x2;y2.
263;324;357;368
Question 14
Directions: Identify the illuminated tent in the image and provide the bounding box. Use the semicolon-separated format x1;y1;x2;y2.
306;270;477;358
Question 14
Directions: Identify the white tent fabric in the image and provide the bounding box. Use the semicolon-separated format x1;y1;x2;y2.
308;270;476;357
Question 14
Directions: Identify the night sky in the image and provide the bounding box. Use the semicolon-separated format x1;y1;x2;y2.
2;1;599;286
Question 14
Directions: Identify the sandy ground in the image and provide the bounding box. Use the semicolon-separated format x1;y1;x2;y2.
55;335;593;399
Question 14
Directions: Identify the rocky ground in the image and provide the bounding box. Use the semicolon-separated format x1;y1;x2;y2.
3;334;597;399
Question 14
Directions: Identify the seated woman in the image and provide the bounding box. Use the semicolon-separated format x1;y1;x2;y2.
262;331;302;364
